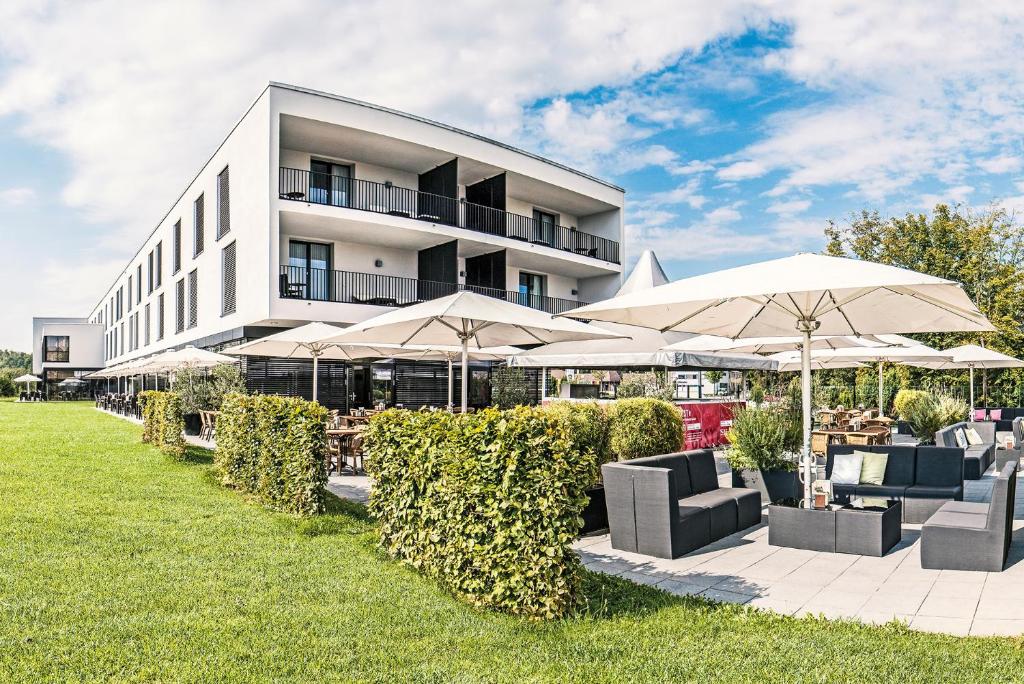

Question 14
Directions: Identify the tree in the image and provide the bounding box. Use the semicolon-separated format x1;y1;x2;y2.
823;204;1024;405
704;370;724;396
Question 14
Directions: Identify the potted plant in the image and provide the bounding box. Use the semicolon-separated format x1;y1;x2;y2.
174;365;246;435
904;391;968;444
726;405;800;504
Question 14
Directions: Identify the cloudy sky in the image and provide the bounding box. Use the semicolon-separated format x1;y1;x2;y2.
2;1;1024;350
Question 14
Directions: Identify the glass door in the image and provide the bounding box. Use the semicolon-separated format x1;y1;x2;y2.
518;271;546;309
310;160;352;207
532;210;556;245
288;240;332;301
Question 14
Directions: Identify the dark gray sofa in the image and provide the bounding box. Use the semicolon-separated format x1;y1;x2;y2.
978;407;1023;433
602;449;761;559
935;421;995;479
1013;416;1024;445
920;461;1017;571
826;444;964;524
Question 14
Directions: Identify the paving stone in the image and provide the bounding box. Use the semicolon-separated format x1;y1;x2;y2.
969;619;1024;636
916;593;979;619
908;616;972;636
700;587;754;605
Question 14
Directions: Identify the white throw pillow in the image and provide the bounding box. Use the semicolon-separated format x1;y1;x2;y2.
954;428;968;449
832;452;864;485
965;427;984;446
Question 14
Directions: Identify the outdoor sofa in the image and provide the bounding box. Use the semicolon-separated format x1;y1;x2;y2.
602;449;761;559
826;444;964;524
973;407;1022;433
935;421;995;479
920;460;1016;572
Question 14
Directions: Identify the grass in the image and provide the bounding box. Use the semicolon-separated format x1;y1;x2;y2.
2;400;1024;682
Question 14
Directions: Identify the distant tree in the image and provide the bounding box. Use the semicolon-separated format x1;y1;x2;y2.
704;370;725;395
0;350;30;372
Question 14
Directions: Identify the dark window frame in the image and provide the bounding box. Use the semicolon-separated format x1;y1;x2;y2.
43;335;70;363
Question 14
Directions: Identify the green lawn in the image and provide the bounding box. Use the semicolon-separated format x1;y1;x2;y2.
2;401;1023;682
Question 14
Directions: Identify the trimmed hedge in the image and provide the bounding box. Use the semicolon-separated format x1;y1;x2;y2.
214;393;328;516
608;397;684;460
363;406;601;620
139;390;186;459
541;400;611;468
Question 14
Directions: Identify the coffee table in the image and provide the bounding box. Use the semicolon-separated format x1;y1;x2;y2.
768;497;902;557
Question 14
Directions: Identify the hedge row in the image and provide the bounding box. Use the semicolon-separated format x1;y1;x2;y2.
608;397;685;460
214;393;328;517
139;390;186;459
363;405;602;619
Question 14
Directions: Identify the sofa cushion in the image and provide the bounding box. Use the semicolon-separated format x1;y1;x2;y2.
905;484;964;500
684;490;738;539
685;449;720;494
914;447;964;486
974;409;987;422
628;453;693;497
859;451;888;485
969;421;996;444
832;452;863;484
854;484;908;499
966;427;984;446
954;428;968;449
990;409;1003;421
869;445;916;486
924;509;988;530
940;501;989;515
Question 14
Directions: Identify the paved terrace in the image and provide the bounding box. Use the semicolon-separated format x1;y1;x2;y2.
574;460;1024;637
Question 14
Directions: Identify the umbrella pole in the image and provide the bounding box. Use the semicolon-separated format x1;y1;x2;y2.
461;338;469;414
970;365;975;411
312;352;319;403
878;361;884;416
541;366;547;402
798;322;816;509
447;356;454;409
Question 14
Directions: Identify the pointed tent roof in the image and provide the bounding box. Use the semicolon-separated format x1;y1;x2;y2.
616;249;668;296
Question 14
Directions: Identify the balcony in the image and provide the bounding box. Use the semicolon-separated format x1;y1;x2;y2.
279;266;587;316
278;167;620;264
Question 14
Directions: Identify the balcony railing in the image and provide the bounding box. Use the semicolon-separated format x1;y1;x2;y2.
278;167;620;264
279;266;587;316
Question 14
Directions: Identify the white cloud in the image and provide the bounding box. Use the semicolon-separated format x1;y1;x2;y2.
703;205;743;225
626;217;825;261
977;155;1023;174
766;198;811;215
717;160;767;181
0;187;34;206
920;184;974;209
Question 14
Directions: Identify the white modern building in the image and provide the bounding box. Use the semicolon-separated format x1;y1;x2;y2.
34;83;625;405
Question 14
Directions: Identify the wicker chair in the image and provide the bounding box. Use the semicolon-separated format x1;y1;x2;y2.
811;431;831;456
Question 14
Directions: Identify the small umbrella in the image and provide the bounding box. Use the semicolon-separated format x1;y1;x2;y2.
324;291;623;412
564;252;993;507
767;352;868;372
901;344;1024;409
13;374;41;391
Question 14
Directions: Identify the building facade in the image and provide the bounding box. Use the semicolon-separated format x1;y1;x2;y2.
36;83;625;406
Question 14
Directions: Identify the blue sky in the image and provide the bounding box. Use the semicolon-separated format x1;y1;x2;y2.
2;1;1024;350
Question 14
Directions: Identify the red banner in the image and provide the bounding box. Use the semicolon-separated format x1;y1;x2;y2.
679;401;744;450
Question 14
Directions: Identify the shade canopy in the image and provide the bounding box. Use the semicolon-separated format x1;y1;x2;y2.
58;377;86;386
663;334;894;355
140;346;236;373
14;374;41;384
222;322;412;362
562;252;993;508
767;352;867;372
901;344;1024;371
325;291;622;410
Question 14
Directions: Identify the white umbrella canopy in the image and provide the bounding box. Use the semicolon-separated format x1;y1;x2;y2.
901;344;1024;408
564;253;993;508
768;352;867;372
324;291;623;411
663;334;895;354
13;374;41;384
140;346;236;373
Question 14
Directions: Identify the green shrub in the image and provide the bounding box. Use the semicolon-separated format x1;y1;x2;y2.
725;406;798;472
750;382;766;405
174;364;246;414
893;389;930;420
541;401;611;468
608;398;683;460
489;366;532;408
139;390;186;459
616;371;674;400
935;392;969;426
363;406;599;620
214;393;328;516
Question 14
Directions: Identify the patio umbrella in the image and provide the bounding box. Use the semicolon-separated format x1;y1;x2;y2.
803;344;951;415
383;344;522;408
140;346;236;374
767;352;868;372
323;291;624;412
13;374;41;392
663;334;895;354
563;252;993;507
901;344;1024;409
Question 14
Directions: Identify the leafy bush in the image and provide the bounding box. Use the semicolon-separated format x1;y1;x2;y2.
616;371;674;400
541;401;611;468
903;392;968;444
935;393;969;426
139;390;186;459
489;366;533;408
215;393;328;516
174;364;246;414
725;406;798;472
750;382;766;405
893;389;930;420
363;406;599;620
608;398;683;460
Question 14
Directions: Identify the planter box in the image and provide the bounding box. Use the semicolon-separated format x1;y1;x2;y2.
183;413;202;436
581;486;608;534
731;468;799;505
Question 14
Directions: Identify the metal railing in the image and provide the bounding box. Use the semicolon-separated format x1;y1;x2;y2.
279;266;587;315
278;167;620;264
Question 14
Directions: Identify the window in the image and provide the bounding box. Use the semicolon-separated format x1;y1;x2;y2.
144;304;151;346
147;251;154;293
173;220;182;274
309;160;351;206
157;293;165;341
532;209;558;245
127;277;133;312
193;194;205;256
518;271;547;309
117;288;123;320
43;336;70;363
222;241;236;315
119;322;124;356
287;240;332;301
175;279;185;334
155;241;163;287
187;269;198;329
136;264;142;303
217;166;230;239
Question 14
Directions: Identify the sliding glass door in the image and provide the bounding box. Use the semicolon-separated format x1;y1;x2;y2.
288;240;332;301
310;160;352;207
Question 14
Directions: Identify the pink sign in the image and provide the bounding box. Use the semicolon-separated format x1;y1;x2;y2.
678;401;744;450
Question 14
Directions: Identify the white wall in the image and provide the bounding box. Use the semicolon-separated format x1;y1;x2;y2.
505;196;578;228
31;319;104;374
278;234;418;279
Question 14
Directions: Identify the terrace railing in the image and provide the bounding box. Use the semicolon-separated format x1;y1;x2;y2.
279;266;587;316
279;167;620;264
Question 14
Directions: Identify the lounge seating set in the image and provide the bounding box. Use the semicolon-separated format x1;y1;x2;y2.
18;391;43;402
934;421;995;479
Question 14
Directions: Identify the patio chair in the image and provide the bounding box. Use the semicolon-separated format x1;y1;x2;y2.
811;431;831;456
326;434;343;474
347;434;365;473
846;433;873;447
920;460;1017;571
